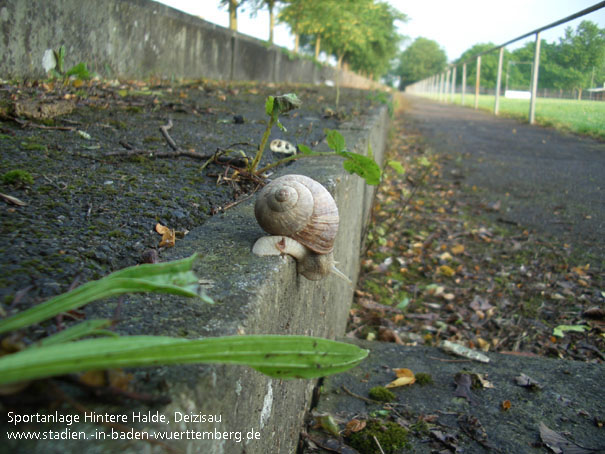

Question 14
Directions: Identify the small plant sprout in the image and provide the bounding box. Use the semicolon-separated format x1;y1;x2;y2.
249;93;383;186
249;93;302;173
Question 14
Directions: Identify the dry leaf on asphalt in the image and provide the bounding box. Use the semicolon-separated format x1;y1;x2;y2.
539;422;601;454
155;223;176;247
385;368;415;388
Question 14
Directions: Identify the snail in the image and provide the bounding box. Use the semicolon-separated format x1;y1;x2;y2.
252;174;351;284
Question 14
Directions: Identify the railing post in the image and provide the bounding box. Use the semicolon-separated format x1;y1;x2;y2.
529;31;541;124
462;63;467;106
445;69;451;103
494;47;504;115
451;66;457;103
439;72;444;101
474;56;481;109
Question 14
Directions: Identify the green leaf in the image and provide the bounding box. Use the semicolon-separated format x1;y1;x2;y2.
418;156;431;167
38;319;116;347
338;151;382;185
324;129;346;153
265;96;275;116
0;254;207;335
387;160;405;174
273;93;301;113
552;324;589;338
298;144;320;156
0;335;368;385
65;62;91;80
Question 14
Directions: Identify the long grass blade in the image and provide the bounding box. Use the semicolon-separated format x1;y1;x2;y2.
0;254;204;335
0;335;368;385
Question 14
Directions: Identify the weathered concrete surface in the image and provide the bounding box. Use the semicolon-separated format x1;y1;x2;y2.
0;0;379;88
307;339;605;453
1;106;389;454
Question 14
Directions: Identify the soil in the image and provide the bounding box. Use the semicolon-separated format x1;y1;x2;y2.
0;78;385;338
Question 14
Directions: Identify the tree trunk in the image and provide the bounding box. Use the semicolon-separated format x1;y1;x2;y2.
577;87;582;100
336;52;344;107
268;1;275;44
229;0;238;31
294;32;300;53
314;35;321;59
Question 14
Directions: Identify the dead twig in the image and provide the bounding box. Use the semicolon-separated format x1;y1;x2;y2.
159;118;179;151
9;116;75;131
428;356;472;363
341;385;383;405
373;435;386;454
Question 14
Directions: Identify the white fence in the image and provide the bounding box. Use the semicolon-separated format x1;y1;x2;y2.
406;2;605;124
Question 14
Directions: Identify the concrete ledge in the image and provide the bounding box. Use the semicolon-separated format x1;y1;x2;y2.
0;0;381;89
2;105;389;454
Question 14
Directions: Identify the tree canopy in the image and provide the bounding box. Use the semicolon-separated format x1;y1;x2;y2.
277;0;406;80
453;20;605;95
394;37;447;89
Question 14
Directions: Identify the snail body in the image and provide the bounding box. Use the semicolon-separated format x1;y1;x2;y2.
252;174;351;283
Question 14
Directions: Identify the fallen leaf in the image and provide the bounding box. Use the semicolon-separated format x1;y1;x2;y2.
454;373;477;404
539;422;599;454
440;340;490;363
552;324;589;338
469;296;494;312
155;223;176;248
386;368;416;388
501;400;511;411
345;418;366;434
472;373;494;389
0;192;27;206
450;244;465;255
439;265;456;277
515;373;543;390
315;413;340;437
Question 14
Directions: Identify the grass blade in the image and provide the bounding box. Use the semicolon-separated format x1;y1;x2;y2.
0;335;368;385
38;319;116;347
0;254;204;335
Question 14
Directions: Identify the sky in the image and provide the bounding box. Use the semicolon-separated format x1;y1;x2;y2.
155;0;605;62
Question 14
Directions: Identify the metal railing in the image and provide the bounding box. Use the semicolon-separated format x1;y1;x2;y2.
405;1;605;124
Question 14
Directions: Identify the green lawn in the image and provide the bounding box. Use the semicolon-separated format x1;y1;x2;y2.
424;93;605;140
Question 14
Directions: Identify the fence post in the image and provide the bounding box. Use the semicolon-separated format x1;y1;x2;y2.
494;47;504;115
528;32;541;124
474;56;481;109
462;63;467;106
451;66;457;103
439;72;444;101
445;69;451;103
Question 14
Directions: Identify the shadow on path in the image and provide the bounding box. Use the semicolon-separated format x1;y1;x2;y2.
402;94;604;266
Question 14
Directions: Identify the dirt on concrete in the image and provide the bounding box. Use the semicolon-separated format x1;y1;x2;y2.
0;79;384;331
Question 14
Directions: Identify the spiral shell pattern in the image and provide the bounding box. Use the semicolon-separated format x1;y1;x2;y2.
254;175;339;254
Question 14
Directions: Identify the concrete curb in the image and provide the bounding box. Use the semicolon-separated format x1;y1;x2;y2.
2;106;389;454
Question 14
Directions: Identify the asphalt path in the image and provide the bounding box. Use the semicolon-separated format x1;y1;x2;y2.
402;94;604;266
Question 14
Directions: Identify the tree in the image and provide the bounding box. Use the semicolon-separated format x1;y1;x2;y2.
455;43;502;89
395;38;447;89
220;0;247;31
555;20;605;97
248;0;283;44
339;1;407;79
278;0;330;54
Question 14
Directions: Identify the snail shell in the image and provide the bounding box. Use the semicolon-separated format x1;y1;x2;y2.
254;174;339;254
